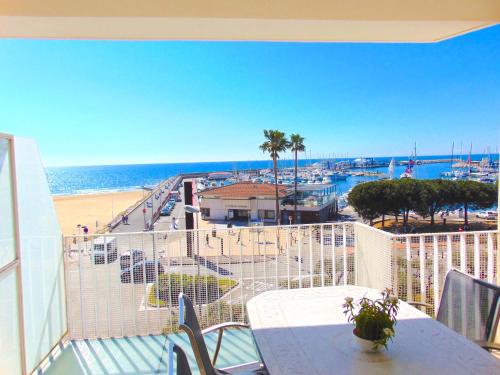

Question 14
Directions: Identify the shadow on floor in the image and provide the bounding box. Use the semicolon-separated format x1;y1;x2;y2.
41;329;260;375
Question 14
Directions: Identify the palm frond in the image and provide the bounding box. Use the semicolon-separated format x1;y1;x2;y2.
290;133;306;152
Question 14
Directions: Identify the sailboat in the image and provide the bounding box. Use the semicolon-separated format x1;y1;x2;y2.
388;158;395;180
400;143;417;179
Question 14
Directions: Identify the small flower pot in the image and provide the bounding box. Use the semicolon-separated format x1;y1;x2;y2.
352;330;382;353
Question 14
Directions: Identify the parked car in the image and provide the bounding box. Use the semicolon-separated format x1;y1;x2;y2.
120;260;165;284
160;207;171;216
92;236;118;264
119;250;145;271
476;211;497;220
334;235;355;247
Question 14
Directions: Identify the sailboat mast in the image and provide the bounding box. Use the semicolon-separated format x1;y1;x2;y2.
468;142;472;176
451;141;454;169
414;141;417;178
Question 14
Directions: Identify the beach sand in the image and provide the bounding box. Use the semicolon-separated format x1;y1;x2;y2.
53;190;144;235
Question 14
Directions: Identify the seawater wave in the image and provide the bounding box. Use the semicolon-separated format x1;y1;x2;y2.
45;154;496;196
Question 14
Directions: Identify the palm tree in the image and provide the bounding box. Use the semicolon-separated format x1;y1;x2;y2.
289;134;305;224
259;130;290;224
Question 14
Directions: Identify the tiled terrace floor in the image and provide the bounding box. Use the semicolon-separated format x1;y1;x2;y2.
40;329;260;375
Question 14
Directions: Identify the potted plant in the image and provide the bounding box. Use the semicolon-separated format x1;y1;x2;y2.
342;289;399;352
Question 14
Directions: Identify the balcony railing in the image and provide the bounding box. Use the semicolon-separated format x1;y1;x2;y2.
62;223;497;340
282;194;336;208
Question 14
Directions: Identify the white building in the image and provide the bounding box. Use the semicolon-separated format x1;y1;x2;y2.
197;182;289;223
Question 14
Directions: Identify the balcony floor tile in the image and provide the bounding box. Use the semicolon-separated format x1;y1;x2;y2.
41;329;259;375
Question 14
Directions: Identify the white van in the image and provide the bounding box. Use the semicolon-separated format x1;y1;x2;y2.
92;236;118;264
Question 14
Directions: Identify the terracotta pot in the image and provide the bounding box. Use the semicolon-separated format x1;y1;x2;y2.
352;330;382;353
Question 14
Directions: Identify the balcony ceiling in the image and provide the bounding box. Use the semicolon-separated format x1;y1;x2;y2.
0;0;499;41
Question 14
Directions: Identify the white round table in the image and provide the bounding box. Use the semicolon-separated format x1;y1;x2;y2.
247;286;499;375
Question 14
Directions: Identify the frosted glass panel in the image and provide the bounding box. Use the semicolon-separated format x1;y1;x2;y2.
14;137;66;373
0;270;22;375
0;138;15;268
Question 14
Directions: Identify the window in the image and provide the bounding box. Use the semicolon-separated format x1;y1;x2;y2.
258;210;275;220
201;208;210;217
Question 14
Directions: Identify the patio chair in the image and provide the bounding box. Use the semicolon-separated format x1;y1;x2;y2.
178;293;268;375
411;268;500;352
168;343;193;375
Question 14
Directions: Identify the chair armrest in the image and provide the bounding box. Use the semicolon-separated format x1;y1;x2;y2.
202;322;249;365
476;340;500;352
407;301;433;308
201;322;249;335
219;361;267;374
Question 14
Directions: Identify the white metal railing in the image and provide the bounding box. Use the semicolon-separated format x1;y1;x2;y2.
62;222;497;340
391;229;497;316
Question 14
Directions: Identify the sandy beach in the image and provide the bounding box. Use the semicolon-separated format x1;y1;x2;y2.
53;190;144;235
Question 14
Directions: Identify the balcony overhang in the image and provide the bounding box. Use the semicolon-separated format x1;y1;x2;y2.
0;0;499;42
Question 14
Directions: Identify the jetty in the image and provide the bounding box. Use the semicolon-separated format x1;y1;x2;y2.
399;158;458;165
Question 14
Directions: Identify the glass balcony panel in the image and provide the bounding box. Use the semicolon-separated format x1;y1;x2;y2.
0;269;22;375
0;138;16;269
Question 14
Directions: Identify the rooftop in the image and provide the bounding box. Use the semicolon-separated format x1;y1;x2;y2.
197;182;290;199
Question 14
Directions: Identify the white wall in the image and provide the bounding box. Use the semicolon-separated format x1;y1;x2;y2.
201;198;233;220
200;197;276;221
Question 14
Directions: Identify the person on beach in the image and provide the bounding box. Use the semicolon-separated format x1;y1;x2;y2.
124;215;129;224
206;233;210;246
122;215;126;224
83;226;89;241
237;231;241;244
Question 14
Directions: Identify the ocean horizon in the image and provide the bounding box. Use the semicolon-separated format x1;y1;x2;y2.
45;154;497;196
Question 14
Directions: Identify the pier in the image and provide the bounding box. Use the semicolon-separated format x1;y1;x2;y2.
399;158;458;165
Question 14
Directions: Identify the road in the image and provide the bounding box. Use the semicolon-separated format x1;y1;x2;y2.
112;175;182;233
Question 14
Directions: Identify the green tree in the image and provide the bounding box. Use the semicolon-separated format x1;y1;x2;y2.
381;180;403;224
412;179;456;225
394;178;422;231
289;133;305;224
453;180;497;226
347;182;382;225
260;130;290;224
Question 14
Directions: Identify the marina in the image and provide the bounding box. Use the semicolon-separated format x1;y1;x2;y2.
49;153;498;236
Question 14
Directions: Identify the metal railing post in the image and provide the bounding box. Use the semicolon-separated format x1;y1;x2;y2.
473;233;480;278
419;236;426;305
342;224;347;286
459;233;466;273
432;236;439;315
405;238;412;303
487;233;494;283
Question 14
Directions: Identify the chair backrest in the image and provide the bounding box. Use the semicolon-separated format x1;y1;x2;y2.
178;293;217;375
437;269;500;344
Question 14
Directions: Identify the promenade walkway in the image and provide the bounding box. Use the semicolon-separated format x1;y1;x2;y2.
112;176;182;233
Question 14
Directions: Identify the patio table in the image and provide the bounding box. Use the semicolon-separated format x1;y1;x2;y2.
247;286;499;375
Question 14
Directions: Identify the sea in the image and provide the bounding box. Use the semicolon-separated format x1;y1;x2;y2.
45;154;497;196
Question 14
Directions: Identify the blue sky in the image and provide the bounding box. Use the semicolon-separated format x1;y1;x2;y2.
1;25;499;167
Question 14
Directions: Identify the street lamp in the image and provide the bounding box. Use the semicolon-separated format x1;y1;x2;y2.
184;204;201;310
184;204;200;216
184;204;201;256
